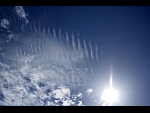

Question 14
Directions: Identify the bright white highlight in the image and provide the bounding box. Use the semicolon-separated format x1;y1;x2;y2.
101;87;118;106
101;69;119;106
87;89;93;95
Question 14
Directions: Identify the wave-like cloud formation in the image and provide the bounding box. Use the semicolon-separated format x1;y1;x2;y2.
0;6;100;106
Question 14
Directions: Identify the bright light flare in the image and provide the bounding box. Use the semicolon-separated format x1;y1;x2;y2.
101;87;118;106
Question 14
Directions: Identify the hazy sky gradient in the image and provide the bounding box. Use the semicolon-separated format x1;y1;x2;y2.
1;6;150;105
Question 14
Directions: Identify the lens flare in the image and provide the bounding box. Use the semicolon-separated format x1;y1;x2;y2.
101;87;118;106
101;67;119;106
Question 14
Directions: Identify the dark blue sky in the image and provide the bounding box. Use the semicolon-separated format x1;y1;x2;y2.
28;6;150;106
1;6;150;106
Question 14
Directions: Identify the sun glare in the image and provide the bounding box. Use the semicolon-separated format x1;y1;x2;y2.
101;87;118;106
101;68;119;106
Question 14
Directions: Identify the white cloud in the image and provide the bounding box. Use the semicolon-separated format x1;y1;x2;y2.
0;6;99;106
77;92;83;98
52;86;70;99
87;89;93;95
77;101;83;106
14;6;29;23
0;18;9;29
62;99;74;106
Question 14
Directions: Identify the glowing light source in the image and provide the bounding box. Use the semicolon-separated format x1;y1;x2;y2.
101;87;118;106
101;67;119;106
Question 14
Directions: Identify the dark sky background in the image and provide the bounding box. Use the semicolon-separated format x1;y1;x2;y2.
1;6;150;106
28;6;150;106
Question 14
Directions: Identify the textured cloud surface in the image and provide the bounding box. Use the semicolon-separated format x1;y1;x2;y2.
0;6;100;106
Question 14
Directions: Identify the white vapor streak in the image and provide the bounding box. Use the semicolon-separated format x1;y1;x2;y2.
89;41;93;60
95;43;98;61
83;39;88;59
33;23;37;32
30;44;34;55
53;28;56;38
34;43;37;55
101;46;104;61
78;38;81;51
65;31;69;47
71;32;75;49
59;29;62;39
42;27;46;34
47;27;51;36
